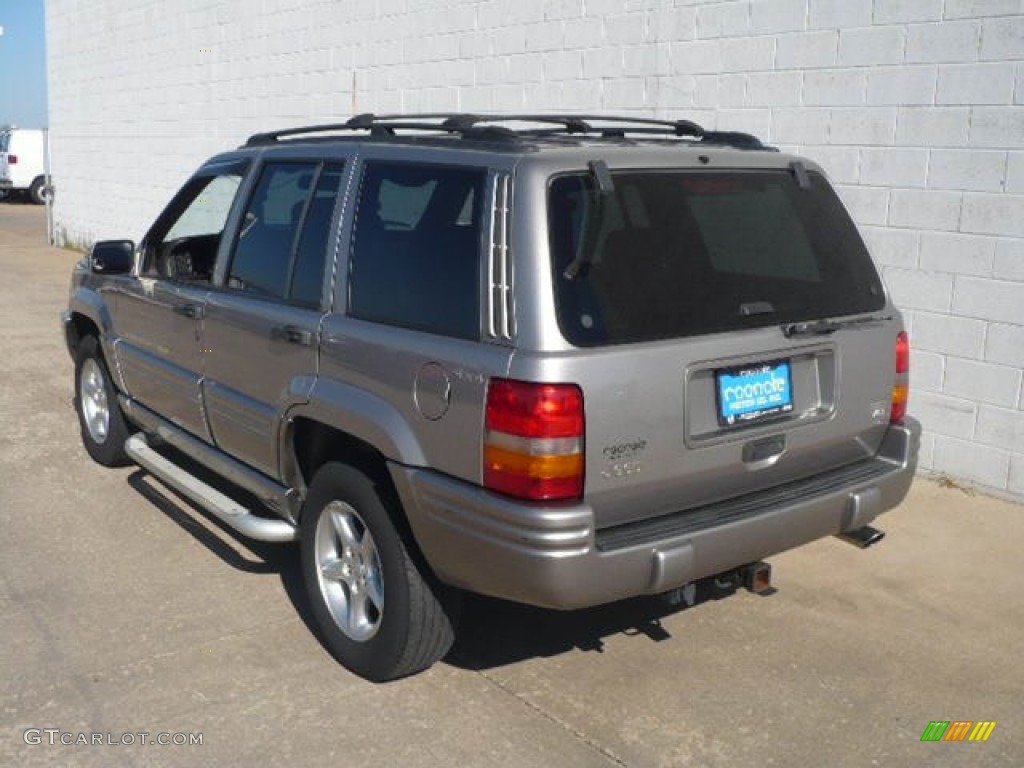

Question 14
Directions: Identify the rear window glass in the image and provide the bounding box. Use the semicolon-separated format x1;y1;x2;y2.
548;170;885;346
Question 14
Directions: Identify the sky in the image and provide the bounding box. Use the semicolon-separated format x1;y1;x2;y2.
0;0;48;128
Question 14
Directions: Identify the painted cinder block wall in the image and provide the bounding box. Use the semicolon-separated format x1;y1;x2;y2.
47;0;1024;498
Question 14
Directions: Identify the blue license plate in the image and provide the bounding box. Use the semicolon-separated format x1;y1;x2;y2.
716;359;794;427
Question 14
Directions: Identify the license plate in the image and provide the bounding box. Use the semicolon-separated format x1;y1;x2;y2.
716;359;794;427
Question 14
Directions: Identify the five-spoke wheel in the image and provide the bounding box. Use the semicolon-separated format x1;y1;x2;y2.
74;336;130;466
314;501;385;642
300;462;459;681
79;358;110;444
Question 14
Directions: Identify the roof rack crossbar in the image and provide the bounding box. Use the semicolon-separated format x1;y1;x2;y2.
544;115;705;138
697;130;765;150
244;113;768;151
245;114;470;145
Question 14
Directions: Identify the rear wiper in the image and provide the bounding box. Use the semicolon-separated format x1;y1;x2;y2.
782;315;892;337
563;160;615;281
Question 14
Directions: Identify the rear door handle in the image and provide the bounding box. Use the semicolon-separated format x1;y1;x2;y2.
272;324;315;346
173;302;204;319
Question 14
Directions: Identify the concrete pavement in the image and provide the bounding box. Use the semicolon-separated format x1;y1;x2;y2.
1;202;1021;766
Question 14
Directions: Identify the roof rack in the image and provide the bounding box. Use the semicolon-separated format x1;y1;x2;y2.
244;113;769;151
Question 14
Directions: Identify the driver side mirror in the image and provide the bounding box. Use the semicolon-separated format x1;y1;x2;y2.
90;240;135;275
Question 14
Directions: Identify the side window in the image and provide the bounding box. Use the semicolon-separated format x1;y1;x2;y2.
290;164;345;307
228;163;317;299
145;171;243;281
227;161;343;307
349;162;485;340
165;175;241;241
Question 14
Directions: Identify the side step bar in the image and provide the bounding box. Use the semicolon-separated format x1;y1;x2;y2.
119;395;300;521
125;434;298;543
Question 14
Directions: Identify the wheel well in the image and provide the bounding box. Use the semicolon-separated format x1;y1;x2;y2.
290;417;444;583
292;417;392;496
68;312;100;356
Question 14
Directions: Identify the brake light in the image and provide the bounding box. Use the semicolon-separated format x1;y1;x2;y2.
8;154;16;164
891;331;910;424
484;379;584;501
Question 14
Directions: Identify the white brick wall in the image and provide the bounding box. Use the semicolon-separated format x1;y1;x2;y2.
46;0;1024;498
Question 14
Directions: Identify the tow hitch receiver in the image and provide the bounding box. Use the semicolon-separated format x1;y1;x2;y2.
836;525;886;549
741;561;773;594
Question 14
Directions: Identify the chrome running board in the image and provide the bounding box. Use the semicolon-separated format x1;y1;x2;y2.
125;434;298;543
119;395;301;522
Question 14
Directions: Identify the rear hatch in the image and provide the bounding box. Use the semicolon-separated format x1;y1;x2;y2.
528;164;902;529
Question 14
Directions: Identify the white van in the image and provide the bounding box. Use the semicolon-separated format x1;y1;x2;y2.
0;128;49;204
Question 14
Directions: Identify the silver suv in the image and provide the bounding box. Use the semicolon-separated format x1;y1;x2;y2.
63;114;919;681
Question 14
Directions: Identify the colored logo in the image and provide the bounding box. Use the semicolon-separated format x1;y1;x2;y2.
920;721;996;742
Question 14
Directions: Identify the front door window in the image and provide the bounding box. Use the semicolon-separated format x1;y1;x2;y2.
143;171;244;282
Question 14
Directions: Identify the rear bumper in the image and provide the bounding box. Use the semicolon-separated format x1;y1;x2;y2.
391;418;921;610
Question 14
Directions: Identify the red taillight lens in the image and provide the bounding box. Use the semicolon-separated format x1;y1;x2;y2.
891;331;910;424
895;331;910;374
486;380;583;438
484;379;584;501
8;154;17;164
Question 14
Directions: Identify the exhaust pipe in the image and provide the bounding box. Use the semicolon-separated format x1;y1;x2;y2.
836;525;886;549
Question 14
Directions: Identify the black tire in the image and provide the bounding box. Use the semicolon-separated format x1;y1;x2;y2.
29;177;48;205
300;462;458;681
74;336;131;466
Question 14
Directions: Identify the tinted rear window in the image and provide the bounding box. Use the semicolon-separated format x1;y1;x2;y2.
548;170;885;346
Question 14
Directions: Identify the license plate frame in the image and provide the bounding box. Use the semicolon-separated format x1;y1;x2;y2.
715;359;794;428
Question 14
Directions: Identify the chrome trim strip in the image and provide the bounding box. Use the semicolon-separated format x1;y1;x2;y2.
486;172;513;342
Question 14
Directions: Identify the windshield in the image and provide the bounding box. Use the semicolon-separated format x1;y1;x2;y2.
548;169;885;346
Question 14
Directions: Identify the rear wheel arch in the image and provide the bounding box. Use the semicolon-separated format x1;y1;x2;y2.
289;417;395;515
287;416;441;581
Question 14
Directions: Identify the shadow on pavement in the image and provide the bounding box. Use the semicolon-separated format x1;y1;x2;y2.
125;452;742;673
122;445;321;641
445;580;740;672
0;193;36;205
126;470;291;575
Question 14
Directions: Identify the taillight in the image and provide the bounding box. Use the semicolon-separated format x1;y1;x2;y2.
484;378;584;501
891;331;910;424
8;154;17;164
